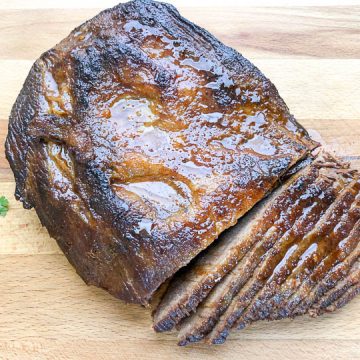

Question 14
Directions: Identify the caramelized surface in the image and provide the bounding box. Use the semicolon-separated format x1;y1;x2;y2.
6;0;316;304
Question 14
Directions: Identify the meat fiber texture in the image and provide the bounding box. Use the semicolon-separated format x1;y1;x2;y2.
5;0;317;305
153;152;360;345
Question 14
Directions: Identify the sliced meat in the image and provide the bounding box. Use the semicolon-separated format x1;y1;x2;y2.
293;239;360;317
270;219;360;320
177;170;346;345
235;187;360;326
154;161;319;331
310;259;360;316
152;153;360;345
208;178;359;344
5;0;358;343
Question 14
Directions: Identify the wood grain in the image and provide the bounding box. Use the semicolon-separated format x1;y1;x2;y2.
1;7;359;60
2;0;360;9
0;340;358;360
0;255;358;341
0;2;359;359
0;253;358;359
0;183;59;255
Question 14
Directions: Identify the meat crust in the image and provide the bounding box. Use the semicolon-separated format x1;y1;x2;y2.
6;0;316;304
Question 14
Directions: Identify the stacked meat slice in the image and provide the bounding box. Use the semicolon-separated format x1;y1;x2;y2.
153;152;360;345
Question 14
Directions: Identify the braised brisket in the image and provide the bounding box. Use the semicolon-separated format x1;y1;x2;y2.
5;0;316;305
5;0;359;345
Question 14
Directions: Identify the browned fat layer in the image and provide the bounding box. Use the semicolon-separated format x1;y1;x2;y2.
207;179;358;344
270;219;360;320
177;174;339;345
310;260;360;315
243;190;360;324
293;241;360;317
153;163;319;331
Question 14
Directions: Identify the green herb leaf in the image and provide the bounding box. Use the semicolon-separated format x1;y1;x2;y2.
0;196;9;217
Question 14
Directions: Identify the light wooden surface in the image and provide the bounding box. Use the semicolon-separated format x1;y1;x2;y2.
0;1;360;359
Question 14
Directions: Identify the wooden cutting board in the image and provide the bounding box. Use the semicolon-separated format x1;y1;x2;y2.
0;1;359;359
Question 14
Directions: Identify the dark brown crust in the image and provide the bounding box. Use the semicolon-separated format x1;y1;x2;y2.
5;0;317;304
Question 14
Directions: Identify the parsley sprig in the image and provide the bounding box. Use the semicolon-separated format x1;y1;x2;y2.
0;196;9;217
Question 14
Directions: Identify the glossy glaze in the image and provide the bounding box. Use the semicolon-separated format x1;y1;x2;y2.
38;0;315;238
6;0;316;304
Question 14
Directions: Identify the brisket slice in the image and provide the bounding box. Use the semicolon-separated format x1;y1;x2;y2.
293;239;360;317
209;178;359;344
310;259;360;316
152;153;360;345
231;189;360;332
5;0;317;305
4;0;358;343
267;219;360;321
